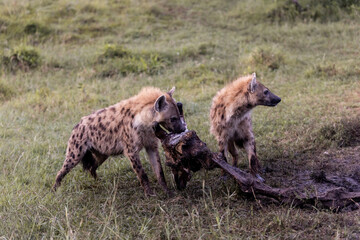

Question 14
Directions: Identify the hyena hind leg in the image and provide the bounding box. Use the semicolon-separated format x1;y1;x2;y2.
52;148;86;191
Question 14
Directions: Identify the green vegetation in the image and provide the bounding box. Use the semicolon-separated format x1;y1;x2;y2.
1;0;360;238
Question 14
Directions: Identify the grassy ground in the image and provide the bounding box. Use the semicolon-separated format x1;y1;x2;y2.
1;0;360;239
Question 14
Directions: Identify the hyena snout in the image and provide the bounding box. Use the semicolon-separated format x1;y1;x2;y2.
262;91;281;107
172;120;187;133
172;120;186;133
162;102;187;134
176;102;187;132
270;93;281;106
161;113;186;134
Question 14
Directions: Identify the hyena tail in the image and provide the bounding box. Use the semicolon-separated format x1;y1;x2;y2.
81;150;98;179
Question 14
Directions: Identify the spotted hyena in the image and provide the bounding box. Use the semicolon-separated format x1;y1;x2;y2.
53;87;186;196
210;73;281;180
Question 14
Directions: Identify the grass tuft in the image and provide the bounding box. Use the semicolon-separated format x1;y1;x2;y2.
305;64;339;78
0;80;15;101
305;64;360;79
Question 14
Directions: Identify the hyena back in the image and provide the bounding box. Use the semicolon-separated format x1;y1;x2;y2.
53;87;186;196
210;73;281;180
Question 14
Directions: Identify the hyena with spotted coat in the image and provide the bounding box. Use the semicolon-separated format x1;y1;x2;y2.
210;73;281;180
53;87;186;196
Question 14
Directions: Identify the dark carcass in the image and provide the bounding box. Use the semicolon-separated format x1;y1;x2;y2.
154;123;360;211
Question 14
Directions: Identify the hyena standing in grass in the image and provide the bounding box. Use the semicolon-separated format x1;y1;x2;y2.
53;87;186;196
210;73;281;180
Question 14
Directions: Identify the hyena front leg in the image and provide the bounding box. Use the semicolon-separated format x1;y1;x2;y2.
218;133;229;163
145;146;172;196
218;137;231;178
227;140;239;167
243;139;264;182
126;151;155;197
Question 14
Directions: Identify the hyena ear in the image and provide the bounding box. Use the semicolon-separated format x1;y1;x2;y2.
168;86;175;97
154;95;168;112
250;72;257;93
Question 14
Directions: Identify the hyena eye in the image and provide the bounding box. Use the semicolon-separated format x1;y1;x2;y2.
264;89;269;95
170;117;179;123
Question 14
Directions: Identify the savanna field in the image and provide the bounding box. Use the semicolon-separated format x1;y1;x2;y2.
1;0;360;238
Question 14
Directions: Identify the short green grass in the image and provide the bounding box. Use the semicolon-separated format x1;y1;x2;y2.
1;0;360;239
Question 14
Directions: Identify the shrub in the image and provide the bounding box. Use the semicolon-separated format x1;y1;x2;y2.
180;64;225;87
268;0;360;23
176;43;216;61
96;54;166;77
198;42;216;55
96;43;216;77
23;22;51;37
305;64;338;78
2;46;41;71
147;5;172;20
248;47;284;70
100;44;130;60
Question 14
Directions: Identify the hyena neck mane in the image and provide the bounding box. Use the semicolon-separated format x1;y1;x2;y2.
131;87;174;128
225;75;256;120
132;99;161;128
133;108;160;131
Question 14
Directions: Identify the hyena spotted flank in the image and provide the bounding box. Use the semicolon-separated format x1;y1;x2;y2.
210;73;281;180
53;87;186;196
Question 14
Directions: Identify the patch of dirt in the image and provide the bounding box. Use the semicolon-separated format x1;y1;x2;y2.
286;146;360;191
264;146;360;211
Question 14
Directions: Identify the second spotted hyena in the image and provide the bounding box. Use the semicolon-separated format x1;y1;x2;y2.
53;87;186;196
210;73;281;180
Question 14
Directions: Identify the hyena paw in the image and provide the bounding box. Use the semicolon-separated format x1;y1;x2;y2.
166;189;174;198
52;183;59;192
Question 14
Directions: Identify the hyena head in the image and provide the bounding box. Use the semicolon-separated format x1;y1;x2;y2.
154;87;187;133
248;73;281;107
